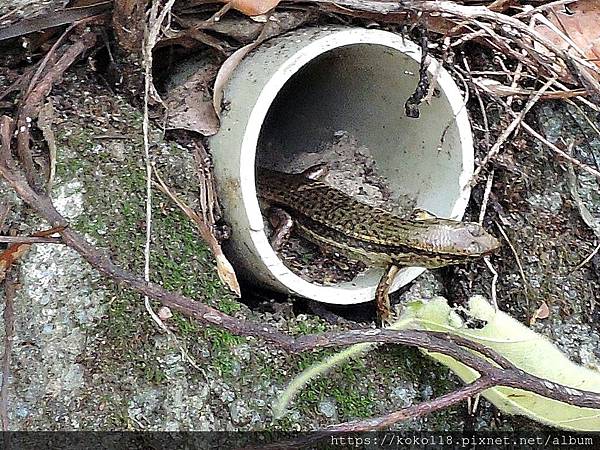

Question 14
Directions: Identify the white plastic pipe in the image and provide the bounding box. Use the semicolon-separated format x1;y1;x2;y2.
208;27;474;305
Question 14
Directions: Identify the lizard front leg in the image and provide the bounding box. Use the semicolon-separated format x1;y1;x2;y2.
375;264;400;325
268;207;294;252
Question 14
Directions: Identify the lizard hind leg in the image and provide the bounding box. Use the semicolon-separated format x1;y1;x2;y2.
269;207;294;252
375;264;400;326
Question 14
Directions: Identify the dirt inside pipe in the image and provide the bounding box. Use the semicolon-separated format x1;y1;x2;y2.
259;131;416;285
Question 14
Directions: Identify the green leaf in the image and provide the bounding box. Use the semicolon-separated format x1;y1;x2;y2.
402;296;600;431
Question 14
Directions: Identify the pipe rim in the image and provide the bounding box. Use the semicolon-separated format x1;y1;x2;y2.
238;28;474;305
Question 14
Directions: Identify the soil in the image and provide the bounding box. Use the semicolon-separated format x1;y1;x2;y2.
265;132;416;285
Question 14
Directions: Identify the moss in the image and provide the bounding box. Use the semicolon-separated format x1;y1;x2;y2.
144;364;168;384
218;297;242;315
52;95;238;424
204;327;245;348
172;313;201;337
288;351;375;420
202;327;245;377
294;318;328;335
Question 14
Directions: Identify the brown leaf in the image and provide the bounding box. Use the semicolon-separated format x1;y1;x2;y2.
153;169;241;297
536;0;600;73
216;253;241;298
223;0;280;16
0;226;64;282
529;301;550;325
213;41;260;117
487;0;518;13
0;242;30;283
212;11;312;116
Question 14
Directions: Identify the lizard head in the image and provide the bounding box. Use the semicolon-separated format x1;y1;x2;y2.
441;221;501;258
408;219;501;268
464;222;500;257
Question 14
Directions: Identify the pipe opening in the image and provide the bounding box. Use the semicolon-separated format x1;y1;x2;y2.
207;27;473;304
255;43;468;290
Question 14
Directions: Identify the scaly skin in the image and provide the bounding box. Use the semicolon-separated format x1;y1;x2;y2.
257;167;501;269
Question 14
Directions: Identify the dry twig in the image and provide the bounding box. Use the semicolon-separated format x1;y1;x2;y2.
471;77;555;184
0;271;16;431
496;220;530;305
153;166;240;296
141;0;179;332
0;236;62;244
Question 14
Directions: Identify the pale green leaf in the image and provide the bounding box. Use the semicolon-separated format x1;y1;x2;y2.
402;296;600;431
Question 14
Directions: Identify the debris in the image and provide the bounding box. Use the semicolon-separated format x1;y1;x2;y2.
530;301;550;325
536;0;600;75
153;168;241;297
37;100;57;187
0;226;64;283
157;306;173;320
165;56;220;136
212;11;313;116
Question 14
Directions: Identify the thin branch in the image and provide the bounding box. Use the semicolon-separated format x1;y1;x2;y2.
16;30;98;188
1;156;600;413
484;256;499;309
521;122;600;181
12;150;600;421
258;376;496;447
479;93;600;180
326;376;495;431
141;0;166;333
1;5;600;429
471;77;555;184
571;241;600;273
478;169;494;224
496;220;530;305
0;236;63;244
0;271;16;431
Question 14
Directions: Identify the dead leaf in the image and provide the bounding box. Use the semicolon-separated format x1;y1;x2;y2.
212;12;311;116
0;226;63;282
222;0;280;17
165;56;221;136
0;241;30;283
536;0;600;74
213;41;259;117
215;253;241;298
530;301;550;325
487;0;518;13
153;169;241;297
38;100;57;187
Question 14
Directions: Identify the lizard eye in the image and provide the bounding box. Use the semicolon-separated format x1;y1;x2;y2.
467;242;484;254
466;223;484;237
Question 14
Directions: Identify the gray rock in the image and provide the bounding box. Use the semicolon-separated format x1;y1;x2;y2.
390;382;416;408
317;398;337;419
230;399;253;425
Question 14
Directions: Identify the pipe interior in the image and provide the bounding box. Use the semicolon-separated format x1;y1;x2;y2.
256;43;465;219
